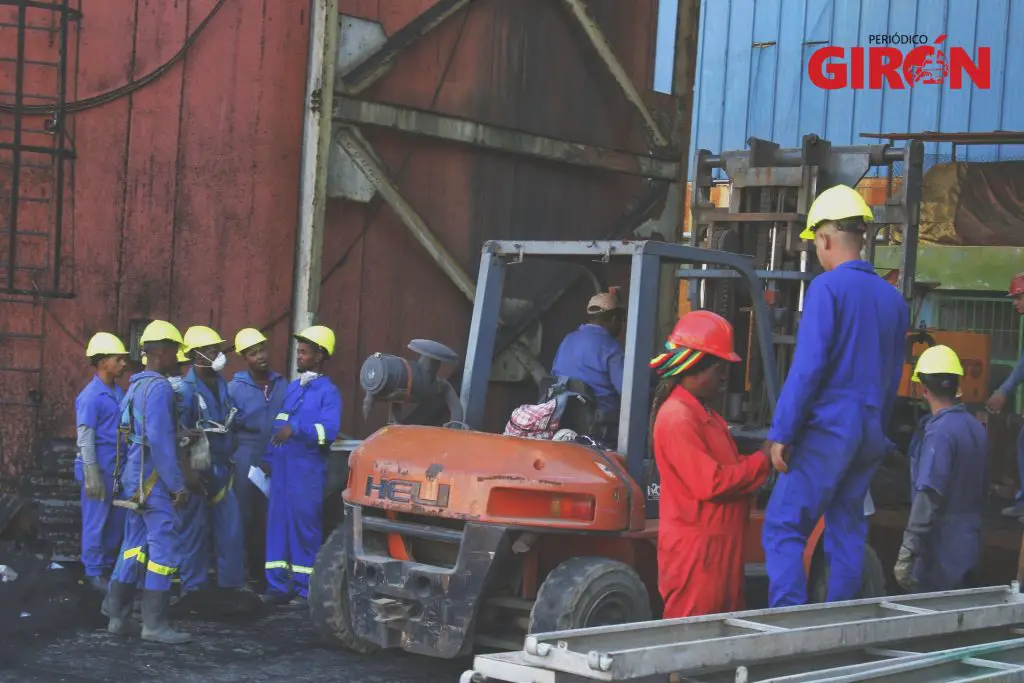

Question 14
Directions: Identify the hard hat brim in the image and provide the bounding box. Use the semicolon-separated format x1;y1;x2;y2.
799;227;815;240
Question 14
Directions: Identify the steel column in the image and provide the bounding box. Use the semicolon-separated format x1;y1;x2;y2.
291;0;339;374
618;250;659;493
460;250;505;429
899;140;924;301
333;96;681;180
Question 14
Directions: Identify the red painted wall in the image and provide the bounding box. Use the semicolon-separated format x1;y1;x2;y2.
0;0;662;485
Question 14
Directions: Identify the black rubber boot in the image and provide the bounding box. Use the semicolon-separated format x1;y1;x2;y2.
140;590;192;645
105;580;138;636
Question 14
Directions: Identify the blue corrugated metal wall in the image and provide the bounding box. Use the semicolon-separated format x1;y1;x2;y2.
686;0;1024;169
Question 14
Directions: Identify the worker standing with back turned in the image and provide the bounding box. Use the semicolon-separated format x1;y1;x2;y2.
75;332;129;592
762;185;909;607
895;345;987;593
985;273;1024;518
105;320;191;644
650;311;770;618
263;325;341;608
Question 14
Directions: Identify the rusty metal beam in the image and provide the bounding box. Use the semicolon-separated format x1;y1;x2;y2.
334;125;548;381
560;0;669;148
336;0;476;95
333;96;681;180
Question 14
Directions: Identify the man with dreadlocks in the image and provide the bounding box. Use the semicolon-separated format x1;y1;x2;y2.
650;310;771;618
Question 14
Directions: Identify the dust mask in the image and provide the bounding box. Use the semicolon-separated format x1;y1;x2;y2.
299;371;321;387
197;350;227;373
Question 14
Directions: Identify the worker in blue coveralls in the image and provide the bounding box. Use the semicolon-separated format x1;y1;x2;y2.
75;333;129;592
895;345;987;593
228;327;286;585
986;272;1024;518
551;289;626;435
175;325;246;604
762;185;910;607
104;320;191;644
262;325;341;608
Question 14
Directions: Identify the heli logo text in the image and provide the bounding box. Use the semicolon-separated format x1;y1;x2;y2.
808;34;991;90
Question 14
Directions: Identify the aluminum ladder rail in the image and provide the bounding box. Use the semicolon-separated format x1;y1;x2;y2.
462;584;1024;683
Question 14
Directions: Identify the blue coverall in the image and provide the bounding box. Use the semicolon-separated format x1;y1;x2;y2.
763;260;909;606
74;376;127;578
906;405;987;590
114;372;186;592
177;368;245;592
551;324;625;414
228;370;286;533
265;375;342;599
994;359;1024;503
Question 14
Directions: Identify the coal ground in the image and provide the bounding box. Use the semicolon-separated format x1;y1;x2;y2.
0;609;470;683
0;547;468;683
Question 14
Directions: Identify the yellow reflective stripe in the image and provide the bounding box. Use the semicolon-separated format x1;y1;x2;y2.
147;559;177;576
141;471;158;498
292;565;313;575
314;424;326;445
265;560;289;570
123;547;146;564
209;472;235;505
275;413;289;421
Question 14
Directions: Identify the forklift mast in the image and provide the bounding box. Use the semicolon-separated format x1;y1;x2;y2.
688;134;924;433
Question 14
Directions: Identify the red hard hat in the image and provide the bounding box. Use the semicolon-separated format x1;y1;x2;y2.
667;310;741;362
1008;273;1024;297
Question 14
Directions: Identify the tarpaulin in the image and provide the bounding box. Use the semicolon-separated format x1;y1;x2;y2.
954;162;1024;246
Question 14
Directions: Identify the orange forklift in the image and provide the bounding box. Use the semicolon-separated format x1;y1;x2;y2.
307;239;887;658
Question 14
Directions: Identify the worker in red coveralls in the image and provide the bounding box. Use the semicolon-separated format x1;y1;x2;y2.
650;310;771;618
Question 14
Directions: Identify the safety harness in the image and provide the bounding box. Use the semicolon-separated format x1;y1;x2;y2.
112;376;161;512
189;383;238;506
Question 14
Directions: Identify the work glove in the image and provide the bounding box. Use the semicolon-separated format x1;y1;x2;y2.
893;545;918;592
83;461;105;501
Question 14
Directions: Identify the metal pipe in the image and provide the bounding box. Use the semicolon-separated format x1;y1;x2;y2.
6;2;26;292
50;0;71;293
290;0;338;376
703;145;904;169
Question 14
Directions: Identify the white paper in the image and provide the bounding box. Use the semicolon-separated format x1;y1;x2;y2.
248;465;270;498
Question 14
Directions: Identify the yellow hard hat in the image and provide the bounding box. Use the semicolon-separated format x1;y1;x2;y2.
183;325;226;354
177;349;189;363
235;327;268;354
86;332;128;358
295;325;335;357
800;185;874;240
912;345;964;382
139;320;184;346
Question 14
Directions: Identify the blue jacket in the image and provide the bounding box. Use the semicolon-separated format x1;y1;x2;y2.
120;371;184;496
998;355;1024;397
75;375;126;472
908;404;987;587
178;368;237;463
768;260;910;445
551;324;625;414
228;370;287;449
267;376;342;464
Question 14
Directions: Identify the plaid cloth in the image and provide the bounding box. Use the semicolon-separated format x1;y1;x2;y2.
503;398;561;440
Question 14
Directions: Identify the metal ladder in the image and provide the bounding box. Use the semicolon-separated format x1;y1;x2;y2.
463;584;1024;683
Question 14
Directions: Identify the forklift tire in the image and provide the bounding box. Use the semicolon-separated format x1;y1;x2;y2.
308;525;378;654
529;556;651;634
808;543;887;603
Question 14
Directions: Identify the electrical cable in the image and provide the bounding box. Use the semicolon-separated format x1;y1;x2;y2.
0;0;229;114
